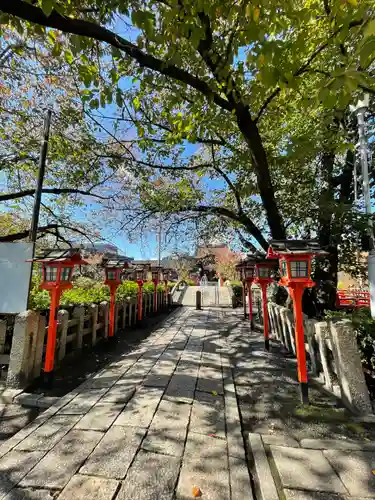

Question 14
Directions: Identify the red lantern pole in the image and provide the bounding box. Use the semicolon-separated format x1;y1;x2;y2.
242;282;247;319
153;279;158;312
260;282;269;351
44;286;62;374
108;283;117;338
137;280;143;321
247;281;253;323
291;284;309;403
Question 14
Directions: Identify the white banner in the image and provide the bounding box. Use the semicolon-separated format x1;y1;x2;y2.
0;242;33;313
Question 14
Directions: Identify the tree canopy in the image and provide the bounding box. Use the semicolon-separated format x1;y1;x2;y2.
0;0;375;284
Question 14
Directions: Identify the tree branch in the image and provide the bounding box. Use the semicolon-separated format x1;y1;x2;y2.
255;18;365;122
184;204;268;250
0;187;111;202
0;0;234;112
210;143;243;214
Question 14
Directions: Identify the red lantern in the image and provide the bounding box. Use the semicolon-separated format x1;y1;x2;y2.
29;249;87;382
103;257;130;338
253;259;278;351
268;239;327;404
236;257;257;324
134;265;149;322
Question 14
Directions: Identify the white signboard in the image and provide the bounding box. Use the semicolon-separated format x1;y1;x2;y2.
0;242;33;313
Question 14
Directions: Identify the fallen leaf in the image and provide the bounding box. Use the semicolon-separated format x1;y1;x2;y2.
372;469;375;476
208;433;217;438
192;487;202;497
212;390;217;396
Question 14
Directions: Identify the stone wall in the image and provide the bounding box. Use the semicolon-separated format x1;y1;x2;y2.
5;291;168;390
267;302;373;415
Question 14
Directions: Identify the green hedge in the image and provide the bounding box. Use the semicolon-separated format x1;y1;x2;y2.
29;276;167;311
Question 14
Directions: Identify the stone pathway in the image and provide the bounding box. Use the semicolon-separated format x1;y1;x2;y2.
0;307;373;499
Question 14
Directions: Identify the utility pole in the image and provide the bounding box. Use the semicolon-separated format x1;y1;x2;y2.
157;217;162;267
350;95;375;317
26;109;52;309
29;109;52;246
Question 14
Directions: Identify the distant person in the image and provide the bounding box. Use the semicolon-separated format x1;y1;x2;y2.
200;274;208;287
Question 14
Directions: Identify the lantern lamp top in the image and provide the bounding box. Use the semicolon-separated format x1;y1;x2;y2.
267;240;327;258
102;255;131;269
30;248;87;265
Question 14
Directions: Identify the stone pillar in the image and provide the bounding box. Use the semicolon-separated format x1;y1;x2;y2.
305;318;317;375
286;310;296;355
73;305;85;351
329;319;372;414
91;304;99;345
100;302;109;339
57;310;69;362
33;314;46;379
315;321;333;390
0;319;6;354
279;307;292;352
7;310;38;389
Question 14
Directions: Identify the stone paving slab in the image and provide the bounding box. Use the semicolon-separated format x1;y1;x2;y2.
142;399;191;457
98;386;135;405
324;449;375;498
15;415;80;452
301;438;375;451
3;488;55;499
113;386;163;428
117;450;180;500
58;389;107;415
79;425;145;479
189;390;226;439
74;403;125;432
177;431;230;500
19;430;103;489
228;455;254;500
283;490;370;500
4;308;372;500
270;446;347;494
58;475;119;500
0;450;45;497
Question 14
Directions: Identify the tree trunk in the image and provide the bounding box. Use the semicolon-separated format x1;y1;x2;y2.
236;105;286;240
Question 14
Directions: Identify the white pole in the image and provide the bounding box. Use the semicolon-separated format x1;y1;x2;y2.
351;95;375;317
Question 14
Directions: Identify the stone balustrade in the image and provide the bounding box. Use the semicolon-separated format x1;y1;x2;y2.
4;290;169;390
267;302;373;415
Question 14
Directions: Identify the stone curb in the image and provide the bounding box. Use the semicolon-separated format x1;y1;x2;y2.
248;433;279;500
300;438;375;451
0;389;59;409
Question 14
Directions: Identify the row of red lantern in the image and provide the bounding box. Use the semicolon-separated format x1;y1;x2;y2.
28;249;171;384
236;240;326;404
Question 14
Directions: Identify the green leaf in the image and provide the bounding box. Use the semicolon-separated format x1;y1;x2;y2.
64;50;73;65
364;19;375;40
41;0;55;16
89;98;99;109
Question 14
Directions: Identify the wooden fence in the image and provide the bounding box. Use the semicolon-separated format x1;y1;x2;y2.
4;291;168;389
266;302;373;415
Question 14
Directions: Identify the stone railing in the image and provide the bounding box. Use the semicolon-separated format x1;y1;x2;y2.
5;290;168;390
267;302;373;415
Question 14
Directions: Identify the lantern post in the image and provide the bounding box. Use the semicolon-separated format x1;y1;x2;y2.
151;266;162;313
28;249;87;384
236;257;257;325
268;240;327;404
103;257;130;338
135;265;148;322
254;258;278;351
